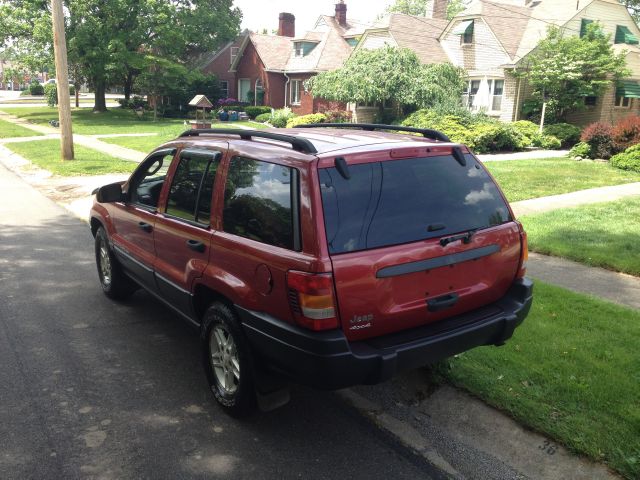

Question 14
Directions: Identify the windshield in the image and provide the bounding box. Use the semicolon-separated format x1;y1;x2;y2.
319;154;511;254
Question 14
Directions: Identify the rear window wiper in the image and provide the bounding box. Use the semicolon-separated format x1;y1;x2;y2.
440;229;477;247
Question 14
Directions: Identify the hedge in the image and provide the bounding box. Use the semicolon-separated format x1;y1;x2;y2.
286;113;327;128
610;144;640;173
244;106;272;119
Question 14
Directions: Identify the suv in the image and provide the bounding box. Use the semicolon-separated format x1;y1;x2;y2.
91;124;533;415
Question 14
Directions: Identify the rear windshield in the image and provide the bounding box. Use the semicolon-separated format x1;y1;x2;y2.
319;154;511;254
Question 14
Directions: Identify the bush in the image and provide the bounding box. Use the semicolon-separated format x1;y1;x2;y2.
580;122;618;159
544;123;581;148
219;104;246;112
512;120;539;139
269;108;296;128
531;133;562;150
286;113;327;128
44;83;57;107
469;123;527;153
118;96;148;110
610;144;640;173
29;81;44;96
244;106;272;119
255;112;272;123
323;110;352;123
69;85;76;96
20;89;30;96
569;141;592;158
612;115;640;150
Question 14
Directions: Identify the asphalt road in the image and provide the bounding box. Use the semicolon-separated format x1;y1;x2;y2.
0;162;441;479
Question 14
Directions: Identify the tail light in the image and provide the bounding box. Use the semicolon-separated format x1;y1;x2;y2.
286;271;339;331
516;222;528;278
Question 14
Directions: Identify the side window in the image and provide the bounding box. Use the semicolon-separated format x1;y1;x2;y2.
131;152;174;208
223;157;294;249
166;150;220;225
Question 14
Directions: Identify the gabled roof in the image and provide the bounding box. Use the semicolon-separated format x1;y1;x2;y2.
249;33;292;71
386;14;449;64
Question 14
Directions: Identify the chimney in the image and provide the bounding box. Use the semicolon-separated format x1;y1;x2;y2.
335;1;347;27
278;12;295;37
425;0;448;19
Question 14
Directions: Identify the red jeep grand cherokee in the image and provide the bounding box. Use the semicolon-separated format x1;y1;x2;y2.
90;124;533;415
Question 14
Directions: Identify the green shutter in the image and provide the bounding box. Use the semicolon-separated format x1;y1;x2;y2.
580;19;593;37
616;81;640;98
615;25;639;45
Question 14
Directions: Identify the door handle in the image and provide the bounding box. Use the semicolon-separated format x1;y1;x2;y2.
427;293;459;312
138;222;152;233
186;239;206;253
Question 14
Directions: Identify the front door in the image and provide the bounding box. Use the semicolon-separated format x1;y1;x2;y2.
238;78;250;103
153;145;225;317
110;149;176;290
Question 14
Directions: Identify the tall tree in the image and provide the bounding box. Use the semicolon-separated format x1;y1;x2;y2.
0;0;241;111
307;46;465;114
520;23;629;121
383;0;468;20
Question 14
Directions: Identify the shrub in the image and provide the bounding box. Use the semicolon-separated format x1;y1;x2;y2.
610;144;640;173
118;96;148;110
44;83;57;107
244;106;272;119
323;110;352;123
255;112;272;123
544;123;581;148
286;113;327;128
269;108;296;128
29;81;44;96
569;141;592;158
531;133;562;150
69;85;76;96
469;123;526;153
580;122;618;159
612;115;640;150
20;89;31;96
512;120;539;140
220;104;246;112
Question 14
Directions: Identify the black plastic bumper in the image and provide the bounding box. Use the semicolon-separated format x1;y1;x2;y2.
238;277;533;390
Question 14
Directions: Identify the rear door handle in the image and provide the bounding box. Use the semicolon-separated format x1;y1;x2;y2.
186;239;206;253
427;293;459;312
138;222;153;233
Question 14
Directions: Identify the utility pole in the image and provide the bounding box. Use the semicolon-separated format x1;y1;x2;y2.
51;0;74;160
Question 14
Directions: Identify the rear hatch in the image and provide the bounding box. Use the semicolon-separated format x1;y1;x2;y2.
318;150;522;341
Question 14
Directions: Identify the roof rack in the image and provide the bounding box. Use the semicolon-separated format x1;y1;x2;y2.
178;128;317;154
293;123;451;142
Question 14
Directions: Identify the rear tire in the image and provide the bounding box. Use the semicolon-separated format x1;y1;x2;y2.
94;226;137;300
202;302;256;417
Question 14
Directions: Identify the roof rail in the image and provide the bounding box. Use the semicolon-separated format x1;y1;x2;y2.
178;128;317;154
293;123;451;142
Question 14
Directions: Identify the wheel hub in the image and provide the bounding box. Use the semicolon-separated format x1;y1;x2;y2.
210;325;239;395
99;244;112;286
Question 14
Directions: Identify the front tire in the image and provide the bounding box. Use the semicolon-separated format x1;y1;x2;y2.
94;226;137;300
202;302;256;417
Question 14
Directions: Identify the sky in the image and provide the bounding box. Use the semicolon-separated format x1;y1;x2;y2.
232;0;393;33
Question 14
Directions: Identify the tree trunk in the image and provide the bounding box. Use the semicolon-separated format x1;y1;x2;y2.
75;82;80;108
93;78;107;112
124;70;134;101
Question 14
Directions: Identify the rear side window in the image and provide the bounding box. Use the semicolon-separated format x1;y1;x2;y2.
319;154;511;254
223;157;294;249
166;150;220;225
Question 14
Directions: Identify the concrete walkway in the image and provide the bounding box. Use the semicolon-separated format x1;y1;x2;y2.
478;149;570;161
511;182;640;216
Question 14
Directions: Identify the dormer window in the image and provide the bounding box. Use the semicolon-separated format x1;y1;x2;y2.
452;19;474;45
293;41;318;57
615;25;639;45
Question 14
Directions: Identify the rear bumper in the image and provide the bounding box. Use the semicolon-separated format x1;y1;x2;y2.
238;277;533;390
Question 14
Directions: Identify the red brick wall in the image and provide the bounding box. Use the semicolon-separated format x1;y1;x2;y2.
288;74;314;115
202;37;245;100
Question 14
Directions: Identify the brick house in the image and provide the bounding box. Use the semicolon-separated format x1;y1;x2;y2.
202;2;368;115
437;0;640;125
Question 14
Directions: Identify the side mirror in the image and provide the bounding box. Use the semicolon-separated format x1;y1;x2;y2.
96;182;125;203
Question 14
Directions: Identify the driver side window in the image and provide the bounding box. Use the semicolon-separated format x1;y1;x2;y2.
130;152;174;208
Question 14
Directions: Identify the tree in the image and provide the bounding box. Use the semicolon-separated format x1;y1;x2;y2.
520;23;630;121
307;46;466;114
383;0;468;20
1;0;241;111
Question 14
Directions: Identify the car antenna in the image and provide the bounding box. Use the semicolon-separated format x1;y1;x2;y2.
335;156;351;180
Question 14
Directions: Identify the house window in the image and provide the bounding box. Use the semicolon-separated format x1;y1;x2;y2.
230;47;239;66
580;19;593;38
584;96;598;106
220;80;229;99
615;25;639;45
294;43;304;57
615;96;631;108
290;79;301;105
462;78;504;112
452;19;474;45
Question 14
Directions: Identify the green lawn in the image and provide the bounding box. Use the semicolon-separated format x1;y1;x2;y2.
7;139;137;176
0;117;43;138
100;121;269;153
521;197;640;276
484;158;640;202
442;281;640;479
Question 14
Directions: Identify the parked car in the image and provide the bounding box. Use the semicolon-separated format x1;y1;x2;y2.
90;124;533;416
